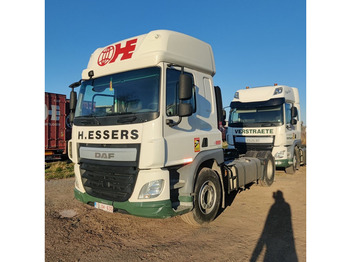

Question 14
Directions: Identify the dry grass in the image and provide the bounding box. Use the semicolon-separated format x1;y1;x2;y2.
45;160;74;180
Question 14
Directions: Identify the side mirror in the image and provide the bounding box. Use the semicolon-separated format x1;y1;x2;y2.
70;89;77;111
166;73;193;127
179;74;192;100
69;80;80;123
69;90;77;123
291;106;298;125
178;103;192;117
222;109;226;126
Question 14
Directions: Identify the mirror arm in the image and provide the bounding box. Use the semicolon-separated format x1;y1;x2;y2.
166;117;182;127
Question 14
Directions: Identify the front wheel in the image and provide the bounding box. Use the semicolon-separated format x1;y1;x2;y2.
259;152;275;187
181;168;221;226
285;147;300;174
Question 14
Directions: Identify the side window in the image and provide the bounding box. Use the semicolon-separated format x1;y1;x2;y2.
285;103;292;124
166;68;196;116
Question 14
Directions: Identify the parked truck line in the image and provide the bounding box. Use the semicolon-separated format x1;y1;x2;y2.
226;85;306;174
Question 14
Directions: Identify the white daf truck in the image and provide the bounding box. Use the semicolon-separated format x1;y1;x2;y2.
68;30;275;225
226;85;306;174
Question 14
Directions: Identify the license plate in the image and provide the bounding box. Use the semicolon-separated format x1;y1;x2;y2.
94;202;114;213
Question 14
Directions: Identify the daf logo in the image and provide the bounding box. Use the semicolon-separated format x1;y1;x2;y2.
95;152;115;159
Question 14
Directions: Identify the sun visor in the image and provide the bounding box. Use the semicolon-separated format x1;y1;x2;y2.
82;30;216;79
230;98;286;109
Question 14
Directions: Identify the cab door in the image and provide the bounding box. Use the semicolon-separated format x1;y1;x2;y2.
163;67;197;167
163;68;220;167
285;103;296;147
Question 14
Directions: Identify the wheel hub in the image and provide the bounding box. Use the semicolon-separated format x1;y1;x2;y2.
199;181;216;214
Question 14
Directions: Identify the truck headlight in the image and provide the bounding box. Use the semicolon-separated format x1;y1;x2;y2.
275;150;285;159
138;179;164;199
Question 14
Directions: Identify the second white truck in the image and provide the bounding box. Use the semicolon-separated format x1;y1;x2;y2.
226;85;306;173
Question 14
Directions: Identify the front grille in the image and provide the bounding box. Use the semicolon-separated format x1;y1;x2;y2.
80;162;138;202
233;136;274;155
234;143;274;155
78;143;140;202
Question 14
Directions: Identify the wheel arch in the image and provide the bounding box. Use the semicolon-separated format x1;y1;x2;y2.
177;149;224;206
286;139;302;165
195;159;226;208
285;141;301;174
291;139;302;154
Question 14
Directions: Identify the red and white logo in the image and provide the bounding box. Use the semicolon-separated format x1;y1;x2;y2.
97;38;137;66
98;46;115;66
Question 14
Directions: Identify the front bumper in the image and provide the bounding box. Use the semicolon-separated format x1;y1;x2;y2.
74;188;177;219
275;159;293;168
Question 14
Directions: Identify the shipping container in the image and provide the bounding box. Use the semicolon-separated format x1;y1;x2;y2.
45;92;71;160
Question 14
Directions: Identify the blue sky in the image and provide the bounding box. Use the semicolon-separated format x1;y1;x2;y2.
46;0;306;124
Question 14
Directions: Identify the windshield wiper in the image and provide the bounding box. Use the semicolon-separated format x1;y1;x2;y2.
117;115;137;123
259;122;278;127
107;112;138;123
78;114;101;125
108;112;134;116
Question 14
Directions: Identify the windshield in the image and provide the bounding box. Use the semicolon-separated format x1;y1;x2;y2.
229;105;283;127
75;67;161;125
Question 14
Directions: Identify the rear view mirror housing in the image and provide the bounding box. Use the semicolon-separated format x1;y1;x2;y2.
291;106;298;125
179;74;192;100
291;106;298;118
178;103;192;117
69;89;77;111
166;71;194;127
68;80;80;124
69;90;77;124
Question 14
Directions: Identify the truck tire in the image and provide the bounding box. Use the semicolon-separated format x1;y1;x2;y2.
299;146;306;166
285;147;300;174
259;152;275;187
295;147;301;169
181;168;221;226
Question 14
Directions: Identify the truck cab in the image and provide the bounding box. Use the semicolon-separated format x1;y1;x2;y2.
68;30;275;225
69;30;224;218
226;85;305;173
